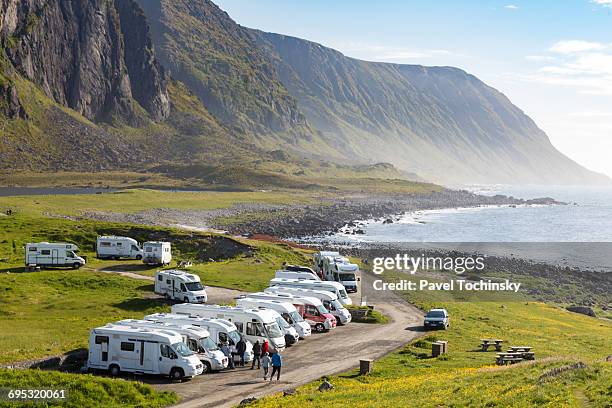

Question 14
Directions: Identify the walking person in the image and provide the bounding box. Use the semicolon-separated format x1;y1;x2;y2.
270;351;282;382
262;339;269;355
261;352;271;380
251;340;261;370
220;341;235;369
236;337;247;367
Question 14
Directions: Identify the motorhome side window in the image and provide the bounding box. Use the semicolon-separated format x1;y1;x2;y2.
29;247;37;251
247;322;262;336
305;305;318;315
188;339;199;352
166;279;171;285
146;247;152;252
158;275;163;281
120;342;135;352
219;332;228;343
116;242;122;246
180;283;187;292
95;336;109;344
235;322;244;333
282;313;293;324
100;242;111;247
41;250;50;255
160;344;176;359
131;245;139;251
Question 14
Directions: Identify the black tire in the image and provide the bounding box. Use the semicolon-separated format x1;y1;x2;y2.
201;361;211;374
315;323;325;333
135;255;142;260
170;367;184;382
109;364;120;377
73;262;81;269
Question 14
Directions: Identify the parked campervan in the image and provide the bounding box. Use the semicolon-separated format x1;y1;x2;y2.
96;236;143;260
144;313;253;362
245;291;336;332
235;297;304;343
282;264;319;275
265;286;352;324
155;270;207;303
235;296;311;339
114;319;227;373
143;241;172;266
87;324;203;381
25;242;86;270
171;304;286;353
269;278;353;306
274;270;321;281
321;255;360;293
313;251;339;273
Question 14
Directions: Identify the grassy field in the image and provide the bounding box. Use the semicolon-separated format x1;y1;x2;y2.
0;369;178;408
251;276;612;407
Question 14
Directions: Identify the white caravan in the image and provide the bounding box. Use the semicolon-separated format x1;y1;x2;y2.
236;297;305;342
25;242;86;269
244;291;336;332
155;270;207;303
265;286;352;325
269;278;352;306
87;324;203;381
143;241;172;266
96;236;143;260
275;270;321;281
114;319;227;373
172;304;286;353
145;313;253;362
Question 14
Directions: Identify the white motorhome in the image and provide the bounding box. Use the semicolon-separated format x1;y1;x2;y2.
320;255;360;293
96;236;143;260
313;251;339;273
236;297;305;342
114;319;227;373
244;291;336;332
172;304;286;353
275;270;321;281
144;313;253;362
265;286;352;325
143;241;172;266
155;270;207;303
270;278;353;306
25;242;86;270
87;324;203;381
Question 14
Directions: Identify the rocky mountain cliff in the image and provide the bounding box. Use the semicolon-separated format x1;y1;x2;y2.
250;30;608;185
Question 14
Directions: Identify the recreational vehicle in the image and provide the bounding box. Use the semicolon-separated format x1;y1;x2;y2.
275;270;321;281
235;298;302;344
321;255;360;293
143;241;172;266
114;319;227;373
96;236;143;260
269;278;353;306
171;304;286;353
87;324;203;381
245;291;336;332
265;286;352;324
25;242;86;270
144;313;253;362
155;270;207;303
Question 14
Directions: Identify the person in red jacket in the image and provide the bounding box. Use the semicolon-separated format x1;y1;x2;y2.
262;339;269;355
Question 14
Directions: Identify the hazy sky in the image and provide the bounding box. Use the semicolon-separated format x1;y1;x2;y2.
215;0;612;178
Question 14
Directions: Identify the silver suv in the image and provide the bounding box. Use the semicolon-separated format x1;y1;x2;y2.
424;308;449;330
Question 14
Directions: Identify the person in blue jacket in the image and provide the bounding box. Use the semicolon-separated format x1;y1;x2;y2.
270;352;283;381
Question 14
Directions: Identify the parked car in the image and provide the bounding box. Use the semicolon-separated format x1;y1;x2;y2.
424;308;449;330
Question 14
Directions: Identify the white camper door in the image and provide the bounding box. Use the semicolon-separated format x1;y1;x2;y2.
51;249;59;265
139;341;155;372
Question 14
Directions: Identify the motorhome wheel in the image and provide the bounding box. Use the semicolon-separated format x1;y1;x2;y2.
109;364;120;377
170;367;184;382
136;255;142;260
315;323;325;333
202;361;211;374
73;262;81;269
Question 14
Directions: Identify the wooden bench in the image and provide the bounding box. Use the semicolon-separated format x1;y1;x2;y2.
495;352;524;365
508;346;532;352
480;339;504;352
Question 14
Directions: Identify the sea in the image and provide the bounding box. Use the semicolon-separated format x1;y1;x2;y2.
326;185;612;271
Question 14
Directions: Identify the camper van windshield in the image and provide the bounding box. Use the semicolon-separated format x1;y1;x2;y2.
289;311;304;323
331;300;344;310
200;337;218;352
317;305;330;314
264;322;283;338
228;330;241;344
173;342;194;357
185;282;204;291
276;316;290;329
339;273;356;281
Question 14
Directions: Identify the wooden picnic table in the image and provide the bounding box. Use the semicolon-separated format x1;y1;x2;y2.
480;339;504;352
508;346;532;352
495;352;524;365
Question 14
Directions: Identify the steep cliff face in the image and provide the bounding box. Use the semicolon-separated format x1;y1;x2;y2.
0;0;169;123
251;30;608;185
135;0;309;136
